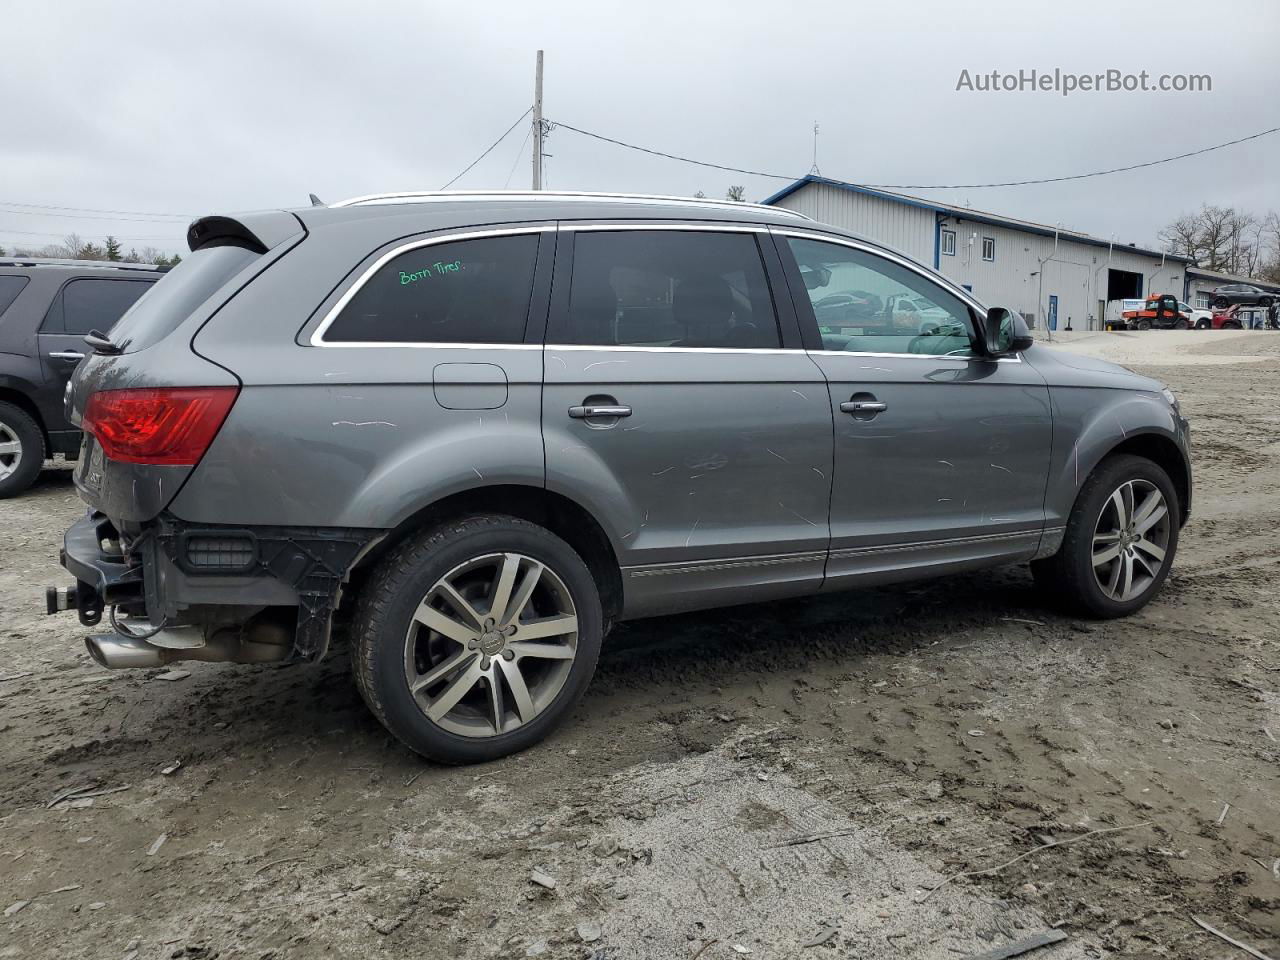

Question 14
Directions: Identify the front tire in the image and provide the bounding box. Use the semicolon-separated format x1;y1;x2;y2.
0;402;45;499
350;515;603;764
1136;319;1152;331
1213;297;1228;308
1032;454;1179;618
1195;319;1210;330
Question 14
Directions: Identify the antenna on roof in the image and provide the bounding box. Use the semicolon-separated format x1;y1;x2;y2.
809;122;821;176
309;193;324;207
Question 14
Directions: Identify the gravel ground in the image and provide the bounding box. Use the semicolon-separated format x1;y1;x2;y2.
1;332;1277;960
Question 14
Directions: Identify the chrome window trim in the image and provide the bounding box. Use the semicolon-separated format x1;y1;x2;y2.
310;226;546;347
548;344;801;355
809;348;1023;364
559;222;766;233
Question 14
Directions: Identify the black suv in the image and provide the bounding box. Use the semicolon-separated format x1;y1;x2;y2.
0;258;164;497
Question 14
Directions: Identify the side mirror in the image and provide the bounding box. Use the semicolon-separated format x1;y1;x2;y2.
984;307;1034;356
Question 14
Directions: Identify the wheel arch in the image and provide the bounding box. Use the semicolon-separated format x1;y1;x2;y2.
345;483;624;626
1096;432;1190;524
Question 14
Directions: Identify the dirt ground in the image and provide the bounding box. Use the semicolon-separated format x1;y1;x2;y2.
1;332;1277;960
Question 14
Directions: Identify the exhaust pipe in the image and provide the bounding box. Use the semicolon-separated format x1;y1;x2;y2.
85;617;293;669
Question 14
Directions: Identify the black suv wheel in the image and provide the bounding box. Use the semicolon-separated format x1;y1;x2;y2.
350;514;603;763
0;401;44;498
1033;454;1179;618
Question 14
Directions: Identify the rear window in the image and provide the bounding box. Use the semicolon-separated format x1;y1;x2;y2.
0;276;29;319
110;246;260;352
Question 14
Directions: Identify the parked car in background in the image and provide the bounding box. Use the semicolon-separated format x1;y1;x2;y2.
47;192;1191;764
1211;283;1273;309
0;258;164;497
1178;301;1213;328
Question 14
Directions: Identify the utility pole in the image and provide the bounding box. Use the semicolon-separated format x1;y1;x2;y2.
532;50;544;191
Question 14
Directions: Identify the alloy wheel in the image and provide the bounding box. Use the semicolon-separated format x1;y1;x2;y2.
1091;479;1171;602
0;421;22;482
403;552;578;738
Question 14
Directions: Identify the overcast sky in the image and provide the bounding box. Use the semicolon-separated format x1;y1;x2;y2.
3;0;1277;257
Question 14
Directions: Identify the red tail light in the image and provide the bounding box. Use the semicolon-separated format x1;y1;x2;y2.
83;387;239;465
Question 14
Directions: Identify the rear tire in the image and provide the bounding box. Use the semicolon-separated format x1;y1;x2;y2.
1136;319;1152;331
1032;454;1179;619
1260;297;1273;308
1224;321;1242;329
0;402;45;499
350;514;603;764
1173;318;1189;330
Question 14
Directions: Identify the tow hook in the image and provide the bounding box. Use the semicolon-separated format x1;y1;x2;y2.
45;582;104;626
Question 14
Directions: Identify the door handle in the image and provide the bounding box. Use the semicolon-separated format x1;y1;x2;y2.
569;404;632;419
840;400;887;415
48;351;86;363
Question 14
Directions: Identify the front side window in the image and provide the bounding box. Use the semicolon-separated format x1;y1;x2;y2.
787;237;976;357
981;237;996;261
558;230;780;349
940;229;956;256
53;278;153;336
322;233;540;344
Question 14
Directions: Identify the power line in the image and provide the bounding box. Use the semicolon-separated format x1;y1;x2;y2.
0;226;182;242
0;204;193;223
548;119;1280;190
504;124;535;189
0;199;192;218
440;107;533;190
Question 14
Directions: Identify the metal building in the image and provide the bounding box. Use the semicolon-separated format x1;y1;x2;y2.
764;176;1193;331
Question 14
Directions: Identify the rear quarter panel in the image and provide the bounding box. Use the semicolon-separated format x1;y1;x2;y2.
171;219;554;529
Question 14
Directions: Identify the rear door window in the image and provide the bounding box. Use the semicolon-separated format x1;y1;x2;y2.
52;279;153;335
0;276;29;319
321;233;541;344
555;230;781;348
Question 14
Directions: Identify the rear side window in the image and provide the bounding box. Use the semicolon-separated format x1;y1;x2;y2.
52;279;153;336
557;230;780;348
0;276;29;319
321;233;540;344
109;245;261;353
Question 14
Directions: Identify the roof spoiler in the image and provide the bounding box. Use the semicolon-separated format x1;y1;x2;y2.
186;211;305;254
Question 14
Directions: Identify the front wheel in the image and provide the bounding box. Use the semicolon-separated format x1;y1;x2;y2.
1194;319;1210;330
1032;454;1179;618
1173;318;1189;330
1135;319;1152;331
1213;297;1229;308
350;515;602;764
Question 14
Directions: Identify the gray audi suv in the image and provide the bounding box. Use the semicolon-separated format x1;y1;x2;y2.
48;192;1191;763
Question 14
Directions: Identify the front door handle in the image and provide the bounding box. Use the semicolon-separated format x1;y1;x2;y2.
48;351;86;363
839;400;887;415
569;404;632;419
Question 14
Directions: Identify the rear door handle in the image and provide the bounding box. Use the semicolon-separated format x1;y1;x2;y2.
49;351;85;363
569;404;632;419
839;400;887;415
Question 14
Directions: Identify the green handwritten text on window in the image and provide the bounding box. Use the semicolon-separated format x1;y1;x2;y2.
400;260;463;285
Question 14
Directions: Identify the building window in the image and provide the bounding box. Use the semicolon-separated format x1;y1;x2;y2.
981;237;995;262
1195;293;1210;310
940;229;956;257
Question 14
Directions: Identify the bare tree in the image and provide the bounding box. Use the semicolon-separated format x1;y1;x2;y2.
60;233;85;259
725;185;746;202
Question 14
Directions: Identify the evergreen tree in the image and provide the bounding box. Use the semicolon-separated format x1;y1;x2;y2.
105;236;122;261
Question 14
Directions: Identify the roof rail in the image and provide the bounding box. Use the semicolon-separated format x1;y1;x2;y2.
0;257;167;271
328;190;813;221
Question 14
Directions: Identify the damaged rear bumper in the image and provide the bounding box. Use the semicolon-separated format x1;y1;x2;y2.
51;512;380;664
